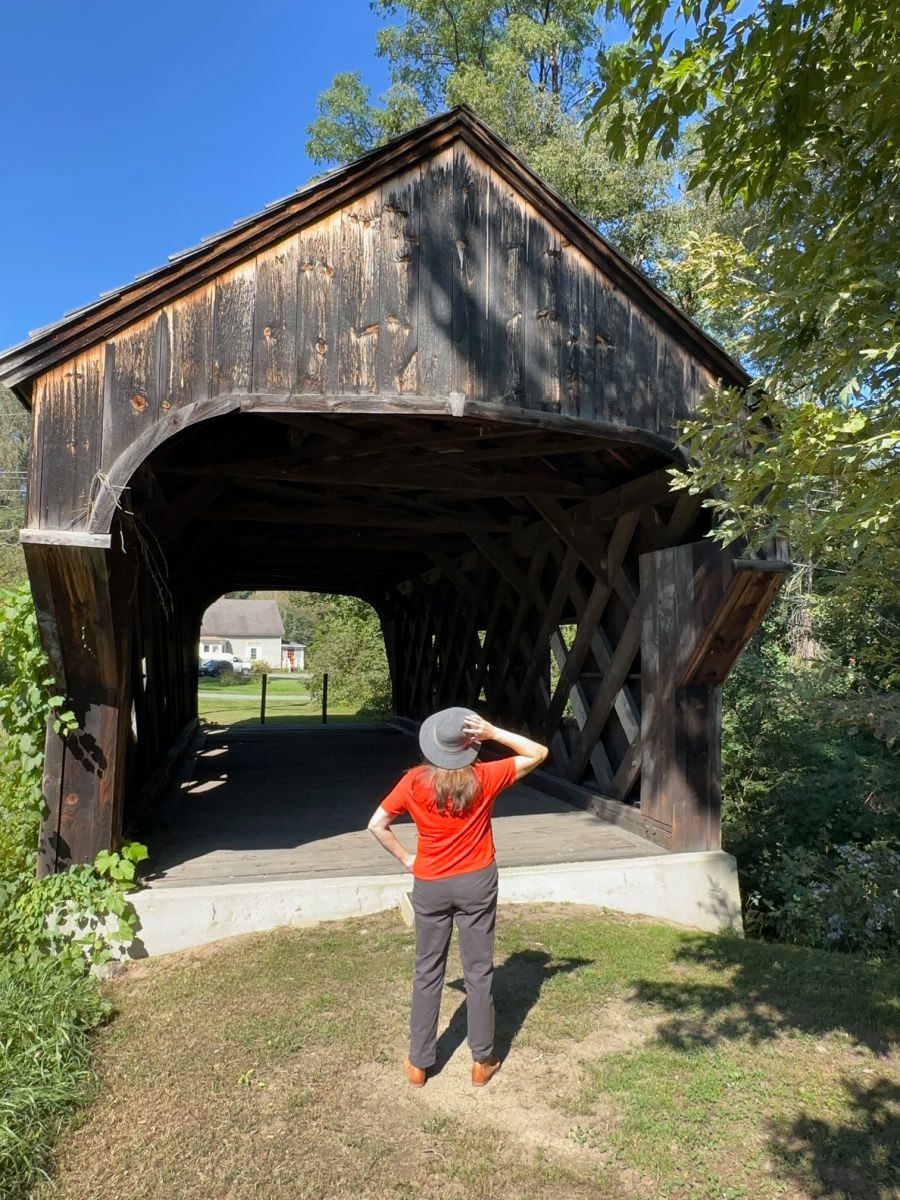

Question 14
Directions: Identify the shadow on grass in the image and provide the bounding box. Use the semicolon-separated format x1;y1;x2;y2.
626;937;900;1199
431;949;592;1074
767;1077;900;1200
627;935;900;1057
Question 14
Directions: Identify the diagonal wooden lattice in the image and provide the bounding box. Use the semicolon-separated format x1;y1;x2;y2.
384;479;706;808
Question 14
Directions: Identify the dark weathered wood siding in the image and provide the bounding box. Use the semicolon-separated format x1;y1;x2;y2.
28;142;718;535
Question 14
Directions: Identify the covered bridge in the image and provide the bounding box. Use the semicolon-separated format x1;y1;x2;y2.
0;108;788;877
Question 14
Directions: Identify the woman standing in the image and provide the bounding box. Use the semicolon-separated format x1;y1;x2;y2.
367;707;548;1087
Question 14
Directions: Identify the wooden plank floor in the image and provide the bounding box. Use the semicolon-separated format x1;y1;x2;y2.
146;725;662;888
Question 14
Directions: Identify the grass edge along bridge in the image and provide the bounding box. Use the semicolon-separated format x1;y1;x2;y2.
0;106;789;877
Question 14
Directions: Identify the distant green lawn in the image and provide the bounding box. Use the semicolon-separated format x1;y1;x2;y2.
34;908;900;1200
197;675;312;695
197;683;365;728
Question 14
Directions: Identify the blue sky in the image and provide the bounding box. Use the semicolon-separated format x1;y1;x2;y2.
0;0;393;350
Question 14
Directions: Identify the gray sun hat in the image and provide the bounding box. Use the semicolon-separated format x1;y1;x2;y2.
418;706;480;769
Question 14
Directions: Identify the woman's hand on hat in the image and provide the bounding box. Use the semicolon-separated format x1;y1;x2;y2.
463;714;495;744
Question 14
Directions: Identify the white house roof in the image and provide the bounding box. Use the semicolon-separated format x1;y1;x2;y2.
200;599;285;639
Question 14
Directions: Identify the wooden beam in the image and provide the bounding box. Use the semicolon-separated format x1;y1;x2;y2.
528;495;609;582
549;630;615;792
678;557;790;687
152;478;228;540
515;768;671;851
211;500;516;535
564;598;642;784
585;465;674;522
319;424;536;461
20;528;112;549
490;546;550;718
512;546;580;723
427;551;479;603
540;508;640;738
158;457;589;498
468;532;532;594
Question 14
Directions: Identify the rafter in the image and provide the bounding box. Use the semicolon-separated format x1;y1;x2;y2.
157;457;589;498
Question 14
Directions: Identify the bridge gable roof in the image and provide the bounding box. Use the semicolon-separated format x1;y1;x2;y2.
0;106;747;398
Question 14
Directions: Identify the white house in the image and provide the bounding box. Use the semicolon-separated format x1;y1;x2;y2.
199;599;285;668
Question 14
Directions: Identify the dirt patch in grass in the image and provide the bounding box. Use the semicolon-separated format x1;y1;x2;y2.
34;908;900;1200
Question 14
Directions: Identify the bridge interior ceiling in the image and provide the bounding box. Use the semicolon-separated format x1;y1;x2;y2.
119;408;710;806
137;411;703;598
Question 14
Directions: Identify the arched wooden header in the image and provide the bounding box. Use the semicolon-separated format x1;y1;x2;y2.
0;108;788;872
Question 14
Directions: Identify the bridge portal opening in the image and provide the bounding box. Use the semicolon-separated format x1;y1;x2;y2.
120;405;685;882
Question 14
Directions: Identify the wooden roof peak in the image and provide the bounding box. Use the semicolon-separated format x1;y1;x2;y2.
0;105;748;399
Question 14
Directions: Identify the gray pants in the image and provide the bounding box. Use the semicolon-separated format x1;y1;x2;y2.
409;861;499;1068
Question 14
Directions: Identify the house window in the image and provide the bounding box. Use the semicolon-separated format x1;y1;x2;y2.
249;646;258;660
202;644;210;654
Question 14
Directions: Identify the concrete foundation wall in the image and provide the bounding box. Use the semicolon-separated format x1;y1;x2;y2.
130;851;743;957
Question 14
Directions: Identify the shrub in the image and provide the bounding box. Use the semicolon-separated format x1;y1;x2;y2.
1;842;148;970
357;690;394;720
747;840;900;958
721;597;900;955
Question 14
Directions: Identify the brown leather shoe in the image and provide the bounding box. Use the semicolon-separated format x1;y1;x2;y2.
403;1057;426;1088
471;1056;501;1087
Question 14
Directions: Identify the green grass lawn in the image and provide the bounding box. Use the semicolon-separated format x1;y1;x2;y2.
197;675;312;695
197;683;365;729
33;907;900;1200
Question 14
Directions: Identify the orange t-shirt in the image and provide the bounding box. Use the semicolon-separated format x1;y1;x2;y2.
380;758;517;880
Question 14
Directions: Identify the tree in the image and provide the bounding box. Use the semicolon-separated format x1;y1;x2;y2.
305;595;392;715
0;386;30;591
275;591;331;647
591;0;899;674
306;0;718;287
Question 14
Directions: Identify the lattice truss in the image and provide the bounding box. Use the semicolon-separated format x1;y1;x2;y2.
382;479;703;802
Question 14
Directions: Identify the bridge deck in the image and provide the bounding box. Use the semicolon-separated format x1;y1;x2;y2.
145;724;662;889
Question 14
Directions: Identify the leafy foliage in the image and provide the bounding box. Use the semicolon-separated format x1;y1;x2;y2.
0;585;77;881
593;0;899;666
306;1;720;286
271;589;331;647
4;843;148;970
670;386;900;681
748;840;900;958
305;594;392;716
721;596;900;955
593;0;898;403
0;585;146;969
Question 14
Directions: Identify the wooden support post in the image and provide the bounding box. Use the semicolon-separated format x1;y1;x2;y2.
322;673;328;724
25;538;135;872
260;673;268;725
639;539;789;851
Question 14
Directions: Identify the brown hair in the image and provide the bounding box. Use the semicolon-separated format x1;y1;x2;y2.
425;764;482;816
